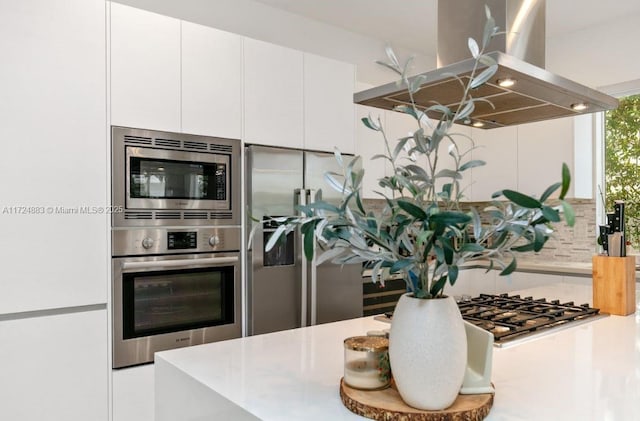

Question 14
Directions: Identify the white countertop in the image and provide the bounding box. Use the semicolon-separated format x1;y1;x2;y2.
155;283;640;421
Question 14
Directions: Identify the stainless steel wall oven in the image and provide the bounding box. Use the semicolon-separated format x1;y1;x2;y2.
111;127;242;369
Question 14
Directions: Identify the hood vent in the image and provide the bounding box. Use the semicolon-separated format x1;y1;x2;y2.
354;0;618;129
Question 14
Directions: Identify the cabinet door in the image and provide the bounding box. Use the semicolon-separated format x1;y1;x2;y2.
182;22;242;139
303;53;355;153
469;126;518;201
110;2;181;132
0;310;108;421
517;118;574;198
113;365;155;421
355;105;386;198
0;0;107;313
243;38;303;148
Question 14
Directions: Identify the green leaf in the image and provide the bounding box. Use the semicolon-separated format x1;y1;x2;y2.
482;15;496;49
434;169;462;179
371;154;392;162
430;211;472;226
309;201;341;214
560;163;571;199
361;116;381;131
429;276;447;297
397;200;427;219
541;205;561;222
265;224;287;251
456;100;475;121
502;189;542;209
408;74;428;94
375;60;401;75
459;159;486;172
468;37;480;58
500;257;517;276
540;182;562;202
302;222;316;261
394;105;422;121
561;200;576;227
448;266;459;285
461;243;484;253
478;54;497;67
390;259;413;274
470;64;498;89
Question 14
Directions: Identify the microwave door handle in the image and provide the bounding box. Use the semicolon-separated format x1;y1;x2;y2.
121;256;238;271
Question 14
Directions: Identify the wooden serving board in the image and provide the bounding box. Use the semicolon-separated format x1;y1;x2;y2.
340;378;493;421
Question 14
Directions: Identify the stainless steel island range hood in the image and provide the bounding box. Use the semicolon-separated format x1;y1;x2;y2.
354;0;618;129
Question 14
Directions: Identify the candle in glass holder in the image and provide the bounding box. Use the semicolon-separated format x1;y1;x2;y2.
343;336;390;390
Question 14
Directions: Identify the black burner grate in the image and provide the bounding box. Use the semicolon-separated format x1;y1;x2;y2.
457;293;602;345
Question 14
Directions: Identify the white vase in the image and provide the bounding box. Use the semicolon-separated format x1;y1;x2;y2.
389;293;467;410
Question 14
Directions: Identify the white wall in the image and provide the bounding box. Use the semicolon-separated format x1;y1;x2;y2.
546;13;640;88
111;0;435;87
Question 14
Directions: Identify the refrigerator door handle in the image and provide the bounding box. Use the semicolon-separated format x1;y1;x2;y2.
307;189;318;326
296;188;308;327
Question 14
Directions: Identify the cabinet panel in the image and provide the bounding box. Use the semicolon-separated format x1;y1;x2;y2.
182;22;242;139
0;310;108;421
470;126;518;201
243;38;303;148
517;118;574;198
355;105;386;199
113;365;155;421
303;53;355;153
0;0;107;313
110;2;181;132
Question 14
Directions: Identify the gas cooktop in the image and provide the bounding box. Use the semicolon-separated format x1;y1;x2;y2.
380;293;609;347
456;293;608;347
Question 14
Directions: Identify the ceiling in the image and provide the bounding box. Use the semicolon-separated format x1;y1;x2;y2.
252;0;640;57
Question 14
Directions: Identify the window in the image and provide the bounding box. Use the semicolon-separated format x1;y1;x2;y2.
603;94;640;249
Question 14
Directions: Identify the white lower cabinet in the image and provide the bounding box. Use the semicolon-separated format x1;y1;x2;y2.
113;365;155;421
0;309;108;421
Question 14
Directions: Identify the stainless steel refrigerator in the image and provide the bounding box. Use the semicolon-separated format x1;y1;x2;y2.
246;145;363;335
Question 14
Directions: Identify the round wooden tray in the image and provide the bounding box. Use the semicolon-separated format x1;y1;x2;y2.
339;378;493;421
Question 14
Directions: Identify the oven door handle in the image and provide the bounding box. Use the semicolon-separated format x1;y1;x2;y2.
121;256;238;271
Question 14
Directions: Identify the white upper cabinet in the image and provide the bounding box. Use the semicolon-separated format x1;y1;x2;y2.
303;53;355;153
243;38;304;148
0;0;107;313
110;3;181;132
355;105;386;198
517;118;574;199
469;126;518;201
182;22;242;139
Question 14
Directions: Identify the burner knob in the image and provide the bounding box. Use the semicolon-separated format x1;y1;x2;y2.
141;237;154;249
208;235;220;247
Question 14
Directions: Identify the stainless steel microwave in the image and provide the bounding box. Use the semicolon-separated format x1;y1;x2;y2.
111;126;240;227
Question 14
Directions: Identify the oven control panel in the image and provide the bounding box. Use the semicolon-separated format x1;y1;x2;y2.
112;226;240;256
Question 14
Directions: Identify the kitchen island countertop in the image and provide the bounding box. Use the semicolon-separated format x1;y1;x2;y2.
155;283;640;420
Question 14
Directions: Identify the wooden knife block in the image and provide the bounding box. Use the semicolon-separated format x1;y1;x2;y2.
592;255;636;316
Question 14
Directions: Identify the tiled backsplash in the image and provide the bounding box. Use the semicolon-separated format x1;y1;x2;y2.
362;198;598;264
